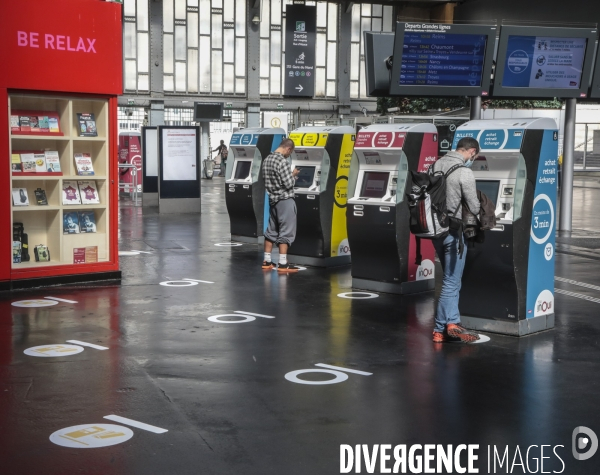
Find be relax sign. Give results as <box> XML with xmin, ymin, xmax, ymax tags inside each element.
<box><xmin>17</xmin><ymin>31</ymin><xmax>97</xmax><ymax>53</ymax></box>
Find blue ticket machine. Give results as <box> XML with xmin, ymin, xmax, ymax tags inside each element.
<box><xmin>346</xmin><ymin>123</ymin><xmax>439</xmax><ymax>294</ymax></box>
<box><xmin>454</xmin><ymin>118</ymin><xmax>559</xmax><ymax>336</ymax></box>
<box><xmin>225</xmin><ymin>128</ymin><xmax>286</xmax><ymax>243</ymax></box>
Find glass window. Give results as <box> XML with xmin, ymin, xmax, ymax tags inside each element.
<box><xmin>164</xmin><ymin>75</ymin><xmax>174</xmax><ymax>92</ymax></box>
<box><xmin>124</xmin><ymin>0</ymin><xmax>136</xmax><ymax>17</ymax></box>
<box><xmin>212</xmin><ymin>50</ymin><xmax>223</xmax><ymax>92</ymax></box>
<box><xmin>164</xmin><ymin>0</ymin><xmax>174</xmax><ymax>32</ymax></box>
<box><xmin>188</xmin><ymin>13</ymin><xmax>198</xmax><ymax>47</ymax></box>
<box><xmin>212</xmin><ymin>14</ymin><xmax>223</xmax><ymax>49</ymax></box>
<box><xmin>136</xmin><ymin>0</ymin><xmax>149</xmax><ymax>30</ymax></box>
<box><xmin>224</xmin><ymin>0</ymin><xmax>234</xmax><ymax>21</ymax></box>
<box><xmin>175</xmin><ymin>25</ymin><xmax>187</xmax><ymax>60</ymax></box>
<box><xmin>137</xmin><ymin>33</ymin><xmax>149</xmax><ymax>73</ymax></box>
<box><xmin>199</xmin><ymin>36</ymin><xmax>211</xmax><ymax>91</ymax></box>
<box><xmin>138</xmin><ymin>74</ymin><xmax>149</xmax><ymax>91</ymax></box>
<box><xmin>224</xmin><ymin>64</ymin><xmax>235</xmax><ymax>93</ymax></box>
<box><xmin>199</xmin><ymin>0</ymin><xmax>211</xmax><ymax>34</ymax></box>
<box><xmin>235</xmin><ymin>38</ymin><xmax>246</xmax><ymax>76</ymax></box>
<box><xmin>125</xmin><ymin>60</ymin><xmax>137</xmax><ymax>90</ymax></box>
<box><xmin>224</xmin><ymin>29</ymin><xmax>235</xmax><ymax>62</ymax></box>
<box><xmin>176</xmin><ymin>62</ymin><xmax>187</xmax><ymax>91</ymax></box>
<box><xmin>124</xmin><ymin>23</ymin><xmax>137</xmax><ymax>59</ymax></box>
<box><xmin>270</xmin><ymin>31</ymin><xmax>281</xmax><ymax>65</ymax></box>
<box><xmin>164</xmin><ymin>35</ymin><xmax>174</xmax><ymax>74</ymax></box>
<box><xmin>188</xmin><ymin>49</ymin><xmax>199</xmax><ymax>92</ymax></box>
<box><xmin>175</xmin><ymin>0</ymin><xmax>186</xmax><ymax>19</ymax></box>
<box><xmin>235</xmin><ymin>0</ymin><xmax>246</xmax><ymax>35</ymax></box>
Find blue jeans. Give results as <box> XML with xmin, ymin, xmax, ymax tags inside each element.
<box><xmin>432</xmin><ymin>230</ymin><xmax>467</xmax><ymax>333</ymax></box>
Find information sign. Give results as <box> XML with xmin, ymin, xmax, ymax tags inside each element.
<box><xmin>284</xmin><ymin>5</ymin><xmax>316</xmax><ymax>97</ymax></box>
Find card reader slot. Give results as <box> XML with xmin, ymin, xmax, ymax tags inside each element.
<box><xmin>354</xmin><ymin>205</ymin><xmax>364</xmax><ymax>210</ymax></box>
<box><xmin>379</xmin><ymin>206</ymin><xmax>391</xmax><ymax>212</ymax></box>
<box><xmin>243</xmin><ymin>185</ymin><xmax>250</xmax><ymax>189</ymax></box>
<box><xmin>307</xmin><ymin>195</ymin><xmax>316</xmax><ymax>200</ymax></box>
<box><xmin>354</xmin><ymin>211</ymin><xmax>364</xmax><ymax>217</ymax></box>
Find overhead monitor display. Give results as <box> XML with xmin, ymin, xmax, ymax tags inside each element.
<box><xmin>363</xmin><ymin>32</ymin><xmax>394</xmax><ymax>97</ymax></box>
<box><xmin>294</xmin><ymin>166</ymin><xmax>316</xmax><ymax>188</ymax></box>
<box><xmin>360</xmin><ymin>172</ymin><xmax>389</xmax><ymax>199</ymax></box>
<box><xmin>233</xmin><ymin>160</ymin><xmax>252</xmax><ymax>179</ymax></box>
<box><xmin>494</xmin><ymin>26</ymin><xmax>596</xmax><ymax>98</ymax></box>
<box><xmin>476</xmin><ymin>180</ymin><xmax>500</xmax><ymax>205</ymax></box>
<box><xmin>389</xmin><ymin>23</ymin><xmax>496</xmax><ymax>97</ymax></box>
<box><xmin>588</xmin><ymin>41</ymin><xmax>600</xmax><ymax>98</ymax></box>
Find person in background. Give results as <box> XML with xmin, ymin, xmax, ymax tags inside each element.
<box><xmin>262</xmin><ymin>138</ymin><xmax>300</xmax><ymax>273</ymax></box>
<box><xmin>213</xmin><ymin>140</ymin><xmax>228</xmax><ymax>177</ymax></box>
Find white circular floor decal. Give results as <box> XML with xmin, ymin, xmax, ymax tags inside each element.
<box><xmin>50</xmin><ymin>424</ymin><xmax>134</xmax><ymax>448</ymax></box>
<box><xmin>159</xmin><ymin>280</ymin><xmax>199</xmax><ymax>287</ymax></box>
<box><xmin>285</xmin><ymin>369</ymin><xmax>349</xmax><ymax>385</ymax></box>
<box><xmin>295</xmin><ymin>266</ymin><xmax>307</xmax><ymax>271</ymax></box>
<box><xmin>24</xmin><ymin>344</ymin><xmax>84</xmax><ymax>357</ymax></box>
<box><xmin>12</xmin><ymin>299</ymin><xmax>59</xmax><ymax>308</ymax></box>
<box><xmin>118</xmin><ymin>251</ymin><xmax>140</xmax><ymax>256</ymax></box>
<box><xmin>337</xmin><ymin>292</ymin><xmax>379</xmax><ymax>299</ymax></box>
<box><xmin>214</xmin><ymin>243</ymin><xmax>243</xmax><ymax>247</ymax></box>
<box><xmin>208</xmin><ymin>314</ymin><xmax>257</xmax><ymax>323</ymax></box>
<box><xmin>448</xmin><ymin>334</ymin><xmax>491</xmax><ymax>344</ymax></box>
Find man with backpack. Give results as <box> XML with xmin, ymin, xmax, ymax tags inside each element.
<box><xmin>430</xmin><ymin>137</ymin><xmax>482</xmax><ymax>343</ymax></box>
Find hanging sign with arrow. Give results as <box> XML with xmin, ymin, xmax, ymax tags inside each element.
<box><xmin>284</xmin><ymin>5</ymin><xmax>316</xmax><ymax>97</ymax></box>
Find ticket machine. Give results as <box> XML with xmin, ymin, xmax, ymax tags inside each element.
<box><xmin>454</xmin><ymin>118</ymin><xmax>558</xmax><ymax>336</ymax></box>
<box><xmin>225</xmin><ymin>127</ymin><xmax>286</xmax><ymax>243</ymax></box>
<box><xmin>287</xmin><ymin>126</ymin><xmax>355</xmax><ymax>266</ymax></box>
<box><xmin>346</xmin><ymin>123</ymin><xmax>438</xmax><ymax>294</ymax></box>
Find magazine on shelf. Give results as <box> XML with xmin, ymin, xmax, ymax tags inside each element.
<box><xmin>73</xmin><ymin>247</ymin><xmax>86</xmax><ymax>264</ymax></box>
<box><xmin>11</xmin><ymin>154</ymin><xmax>21</xmax><ymax>172</ymax></box>
<box><xmin>12</xmin><ymin>188</ymin><xmax>29</xmax><ymax>206</ymax></box>
<box><xmin>44</xmin><ymin>151</ymin><xmax>61</xmax><ymax>172</ymax></box>
<box><xmin>78</xmin><ymin>180</ymin><xmax>100</xmax><ymax>204</ymax></box>
<box><xmin>20</xmin><ymin>153</ymin><xmax>36</xmax><ymax>173</ymax></box>
<box><xmin>10</xmin><ymin>115</ymin><xmax>20</xmax><ymax>132</ymax></box>
<box><xmin>19</xmin><ymin>116</ymin><xmax>31</xmax><ymax>132</ymax></box>
<box><xmin>74</xmin><ymin>153</ymin><xmax>95</xmax><ymax>175</ymax></box>
<box><xmin>34</xmin><ymin>153</ymin><xmax>46</xmax><ymax>173</ymax></box>
<box><xmin>29</xmin><ymin>116</ymin><xmax>40</xmax><ymax>133</ymax></box>
<box><xmin>78</xmin><ymin>211</ymin><xmax>97</xmax><ymax>233</ymax></box>
<box><xmin>38</xmin><ymin>116</ymin><xmax>50</xmax><ymax>133</ymax></box>
<box><xmin>63</xmin><ymin>212</ymin><xmax>81</xmax><ymax>234</ymax></box>
<box><xmin>85</xmin><ymin>246</ymin><xmax>98</xmax><ymax>263</ymax></box>
<box><xmin>13</xmin><ymin>241</ymin><xmax>22</xmax><ymax>263</ymax></box>
<box><xmin>48</xmin><ymin>116</ymin><xmax>60</xmax><ymax>133</ymax></box>
<box><xmin>77</xmin><ymin>113</ymin><xmax>98</xmax><ymax>137</ymax></box>
<box><xmin>62</xmin><ymin>180</ymin><xmax>82</xmax><ymax>205</ymax></box>
<box><xmin>34</xmin><ymin>244</ymin><xmax>50</xmax><ymax>262</ymax></box>
<box><xmin>34</xmin><ymin>188</ymin><xmax>48</xmax><ymax>205</ymax></box>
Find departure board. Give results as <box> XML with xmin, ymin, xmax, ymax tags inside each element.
<box><xmin>399</xmin><ymin>33</ymin><xmax>487</xmax><ymax>87</ymax></box>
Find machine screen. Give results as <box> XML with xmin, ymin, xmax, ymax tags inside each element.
<box><xmin>294</xmin><ymin>166</ymin><xmax>316</xmax><ymax>188</ymax></box>
<box><xmin>476</xmin><ymin>180</ymin><xmax>500</xmax><ymax>204</ymax></box>
<box><xmin>360</xmin><ymin>172</ymin><xmax>389</xmax><ymax>198</ymax></box>
<box><xmin>234</xmin><ymin>161</ymin><xmax>252</xmax><ymax>179</ymax></box>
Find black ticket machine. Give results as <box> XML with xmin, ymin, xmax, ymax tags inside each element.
<box><xmin>287</xmin><ymin>126</ymin><xmax>356</xmax><ymax>267</ymax></box>
<box><xmin>455</xmin><ymin>118</ymin><xmax>559</xmax><ymax>336</ymax></box>
<box><xmin>346</xmin><ymin>123</ymin><xmax>439</xmax><ymax>294</ymax></box>
<box><xmin>225</xmin><ymin>127</ymin><xmax>286</xmax><ymax>243</ymax></box>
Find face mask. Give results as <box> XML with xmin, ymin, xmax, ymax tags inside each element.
<box><xmin>465</xmin><ymin>159</ymin><xmax>474</xmax><ymax>168</ymax></box>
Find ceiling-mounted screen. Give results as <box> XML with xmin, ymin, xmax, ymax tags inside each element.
<box><xmin>588</xmin><ymin>41</ymin><xmax>600</xmax><ymax>98</ymax></box>
<box><xmin>388</xmin><ymin>22</ymin><xmax>496</xmax><ymax>97</ymax></box>
<box><xmin>364</xmin><ymin>32</ymin><xmax>395</xmax><ymax>97</ymax></box>
<box><xmin>494</xmin><ymin>26</ymin><xmax>596</xmax><ymax>98</ymax></box>
<box><xmin>194</xmin><ymin>102</ymin><xmax>223</xmax><ymax>122</ymax></box>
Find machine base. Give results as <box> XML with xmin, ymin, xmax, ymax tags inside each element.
<box><xmin>288</xmin><ymin>255</ymin><xmax>351</xmax><ymax>268</ymax></box>
<box><xmin>142</xmin><ymin>192</ymin><xmax>158</xmax><ymax>207</ymax></box>
<box><xmin>461</xmin><ymin>313</ymin><xmax>555</xmax><ymax>336</ymax></box>
<box><xmin>159</xmin><ymin>198</ymin><xmax>201</xmax><ymax>214</ymax></box>
<box><xmin>231</xmin><ymin>235</ymin><xmax>264</xmax><ymax>244</ymax></box>
<box><xmin>352</xmin><ymin>277</ymin><xmax>435</xmax><ymax>295</ymax></box>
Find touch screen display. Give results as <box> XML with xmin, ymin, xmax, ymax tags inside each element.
<box><xmin>234</xmin><ymin>161</ymin><xmax>252</xmax><ymax>179</ymax></box>
<box><xmin>294</xmin><ymin>166</ymin><xmax>316</xmax><ymax>188</ymax></box>
<box><xmin>360</xmin><ymin>172</ymin><xmax>389</xmax><ymax>199</ymax></box>
<box><xmin>476</xmin><ymin>180</ymin><xmax>500</xmax><ymax>204</ymax></box>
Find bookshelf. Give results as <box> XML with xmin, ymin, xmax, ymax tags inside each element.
<box><xmin>9</xmin><ymin>93</ymin><xmax>110</xmax><ymax>268</ymax></box>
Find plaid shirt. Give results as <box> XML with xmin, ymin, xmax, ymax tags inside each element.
<box><xmin>262</xmin><ymin>152</ymin><xmax>295</xmax><ymax>204</ymax></box>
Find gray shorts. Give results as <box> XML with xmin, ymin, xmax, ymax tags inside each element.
<box><xmin>264</xmin><ymin>198</ymin><xmax>297</xmax><ymax>246</ymax></box>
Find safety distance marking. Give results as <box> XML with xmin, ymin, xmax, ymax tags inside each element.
<box><xmin>448</xmin><ymin>334</ymin><xmax>491</xmax><ymax>344</ymax></box>
<box><xmin>66</xmin><ymin>340</ymin><xmax>109</xmax><ymax>350</ymax></box>
<box><xmin>555</xmin><ymin>288</ymin><xmax>600</xmax><ymax>305</ymax></box>
<box><xmin>25</xmin><ymin>340</ymin><xmax>108</xmax><ymax>357</ymax></box>
<box><xmin>337</xmin><ymin>292</ymin><xmax>379</xmax><ymax>300</ymax></box>
<box><xmin>214</xmin><ymin>242</ymin><xmax>243</xmax><ymax>247</ymax></box>
<box><xmin>118</xmin><ymin>251</ymin><xmax>141</xmax><ymax>256</ymax></box>
<box><xmin>285</xmin><ymin>363</ymin><xmax>373</xmax><ymax>385</ymax></box>
<box><xmin>208</xmin><ymin>310</ymin><xmax>276</xmax><ymax>324</ymax></box>
<box><xmin>12</xmin><ymin>296</ymin><xmax>79</xmax><ymax>308</ymax></box>
<box><xmin>159</xmin><ymin>277</ymin><xmax>214</xmax><ymax>287</ymax></box>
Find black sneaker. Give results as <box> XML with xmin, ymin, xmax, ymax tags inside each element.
<box><xmin>277</xmin><ymin>263</ymin><xmax>299</xmax><ymax>273</ymax></box>
<box><xmin>261</xmin><ymin>261</ymin><xmax>276</xmax><ymax>270</ymax></box>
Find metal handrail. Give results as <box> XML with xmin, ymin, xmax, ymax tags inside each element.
<box><xmin>118</xmin><ymin>163</ymin><xmax>139</xmax><ymax>204</ymax></box>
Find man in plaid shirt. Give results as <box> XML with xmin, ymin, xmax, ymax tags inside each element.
<box><xmin>262</xmin><ymin>138</ymin><xmax>301</xmax><ymax>273</ymax></box>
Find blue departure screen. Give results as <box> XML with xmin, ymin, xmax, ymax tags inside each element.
<box><xmin>399</xmin><ymin>33</ymin><xmax>487</xmax><ymax>87</ymax></box>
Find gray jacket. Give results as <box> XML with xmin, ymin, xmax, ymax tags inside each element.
<box><xmin>431</xmin><ymin>151</ymin><xmax>480</xmax><ymax>219</ymax></box>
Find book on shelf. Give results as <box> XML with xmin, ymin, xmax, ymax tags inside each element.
<box><xmin>62</xmin><ymin>180</ymin><xmax>82</xmax><ymax>205</ymax></box>
<box><xmin>77</xmin><ymin>113</ymin><xmax>98</xmax><ymax>137</ymax></box>
<box><xmin>63</xmin><ymin>212</ymin><xmax>81</xmax><ymax>234</ymax></box>
<box><xmin>34</xmin><ymin>153</ymin><xmax>46</xmax><ymax>173</ymax></box>
<box><xmin>19</xmin><ymin>116</ymin><xmax>31</xmax><ymax>132</ymax></box>
<box><xmin>20</xmin><ymin>153</ymin><xmax>36</xmax><ymax>173</ymax></box>
<box><xmin>34</xmin><ymin>188</ymin><xmax>48</xmax><ymax>205</ymax></box>
<box><xmin>38</xmin><ymin>116</ymin><xmax>50</xmax><ymax>133</ymax></box>
<box><xmin>29</xmin><ymin>116</ymin><xmax>40</xmax><ymax>133</ymax></box>
<box><xmin>13</xmin><ymin>241</ymin><xmax>22</xmax><ymax>263</ymax></box>
<box><xmin>74</xmin><ymin>153</ymin><xmax>95</xmax><ymax>175</ymax></box>
<box><xmin>44</xmin><ymin>151</ymin><xmax>61</xmax><ymax>172</ymax></box>
<box><xmin>73</xmin><ymin>246</ymin><xmax>98</xmax><ymax>264</ymax></box>
<box><xmin>48</xmin><ymin>116</ymin><xmax>60</xmax><ymax>133</ymax></box>
<box><xmin>78</xmin><ymin>211</ymin><xmax>97</xmax><ymax>233</ymax></box>
<box><xmin>10</xmin><ymin>115</ymin><xmax>20</xmax><ymax>132</ymax></box>
<box><xmin>12</xmin><ymin>188</ymin><xmax>29</xmax><ymax>206</ymax></box>
<box><xmin>78</xmin><ymin>180</ymin><xmax>100</xmax><ymax>204</ymax></box>
<box><xmin>34</xmin><ymin>244</ymin><xmax>50</xmax><ymax>262</ymax></box>
<box><xmin>11</xmin><ymin>154</ymin><xmax>22</xmax><ymax>172</ymax></box>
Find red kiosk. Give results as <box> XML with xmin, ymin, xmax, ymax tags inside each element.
<box><xmin>0</xmin><ymin>0</ymin><xmax>123</xmax><ymax>289</ymax></box>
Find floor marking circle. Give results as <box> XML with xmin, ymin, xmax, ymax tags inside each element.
<box><xmin>337</xmin><ymin>292</ymin><xmax>379</xmax><ymax>299</ymax></box>
<box><xmin>295</xmin><ymin>266</ymin><xmax>307</xmax><ymax>271</ymax></box>
<box><xmin>12</xmin><ymin>299</ymin><xmax>59</xmax><ymax>308</ymax></box>
<box><xmin>448</xmin><ymin>334</ymin><xmax>491</xmax><ymax>344</ymax></box>
<box><xmin>285</xmin><ymin>369</ymin><xmax>349</xmax><ymax>385</ymax></box>
<box><xmin>208</xmin><ymin>314</ymin><xmax>257</xmax><ymax>323</ymax></box>
<box><xmin>24</xmin><ymin>344</ymin><xmax>84</xmax><ymax>357</ymax></box>
<box><xmin>159</xmin><ymin>280</ymin><xmax>199</xmax><ymax>287</ymax></box>
<box><xmin>214</xmin><ymin>242</ymin><xmax>243</xmax><ymax>247</ymax></box>
<box><xmin>50</xmin><ymin>423</ymin><xmax>134</xmax><ymax>448</ymax></box>
<box><xmin>119</xmin><ymin>251</ymin><xmax>141</xmax><ymax>256</ymax></box>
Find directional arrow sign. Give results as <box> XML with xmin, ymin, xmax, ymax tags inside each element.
<box><xmin>295</xmin><ymin>85</ymin><xmax>304</xmax><ymax>92</ymax></box>
<box><xmin>283</xmin><ymin>5</ymin><xmax>316</xmax><ymax>97</ymax></box>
